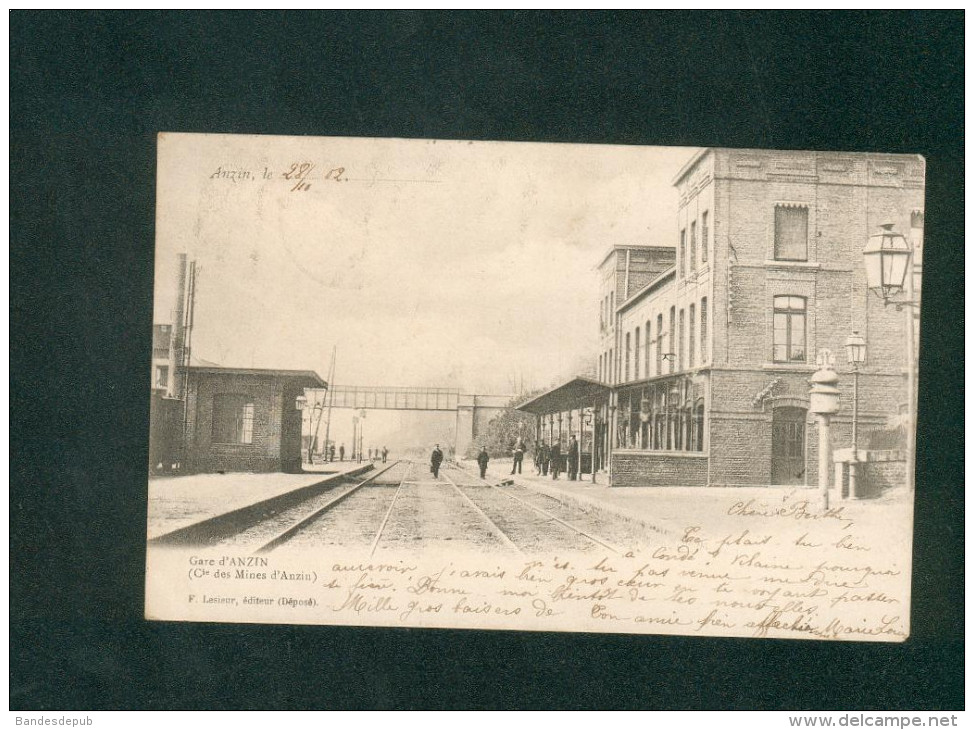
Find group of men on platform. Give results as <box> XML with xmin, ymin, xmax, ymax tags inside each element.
<box><xmin>529</xmin><ymin>436</ymin><xmax>579</xmax><ymax>481</ymax></box>
<box><xmin>444</xmin><ymin>436</ymin><xmax>582</xmax><ymax>482</ymax></box>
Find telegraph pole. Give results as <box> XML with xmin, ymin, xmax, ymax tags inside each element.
<box><xmin>321</xmin><ymin>346</ymin><xmax>337</xmax><ymax>461</ymax></box>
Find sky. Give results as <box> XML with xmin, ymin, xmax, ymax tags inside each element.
<box><xmin>154</xmin><ymin>134</ymin><xmax>697</xmax><ymax>398</ymax></box>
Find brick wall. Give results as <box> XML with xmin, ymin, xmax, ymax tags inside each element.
<box><xmin>611</xmin><ymin>450</ymin><xmax>708</xmax><ymax>487</ymax></box>
<box><xmin>185</xmin><ymin>372</ymin><xmax>300</xmax><ymax>473</ymax></box>
<box><xmin>606</xmin><ymin>149</ymin><xmax>923</xmax><ymax>490</ymax></box>
<box><xmin>860</xmin><ymin>453</ymin><xmax>907</xmax><ymax>497</ymax></box>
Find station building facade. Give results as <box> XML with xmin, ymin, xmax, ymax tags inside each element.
<box><xmin>598</xmin><ymin>147</ymin><xmax>924</xmax><ymax>488</ymax></box>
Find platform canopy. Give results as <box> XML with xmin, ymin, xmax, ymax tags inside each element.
<box><xmin>515</xmin><ymin>376</ymin><xmax>611</xmax><ymax>416</ymax></box>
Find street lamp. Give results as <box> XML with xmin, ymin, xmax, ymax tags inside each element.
<box><xmin>862</xmin><ymin>222</ymin><xmax>918</xmax><ymax>493</ymax></box>
<box><xmin>863</xmin><ymin>223</ymin><xmax>912</xmax><ymax>301</ymax></box>
<box><xmin>845</xmin><ymin>331</ymin><xmax>866</xmax><ymax>499</ymax></box>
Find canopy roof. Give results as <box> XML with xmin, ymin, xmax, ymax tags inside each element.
<box><xmin>187</xmin><ymin>365</ymin><xmax>326</xmax><ymax>388</ymax></box>
<box><xmin>515</xmin><ymin>376</ymin><xmax>610</xmax><ymax>415</ymax></box>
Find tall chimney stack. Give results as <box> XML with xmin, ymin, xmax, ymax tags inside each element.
<box><xmin>169</xmin><ymin>253</ymin><xmax>188</xmax><ymax>399</ymax></box>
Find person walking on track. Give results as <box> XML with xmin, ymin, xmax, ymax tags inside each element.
<box><xmin>477</xmin><ymin>446</ymin><xmax>490</xmax><ymax>479</ymax></box>
<box><xmin>430</xmin><ymin>444</ymin><xmax>444</xmax><ymax>479</ymax></box>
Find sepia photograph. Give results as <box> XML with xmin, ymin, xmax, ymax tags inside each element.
<box><xmin>145</xmin><ymin>133</ymin><xmax>923</xmax><ymax>641</ymax></box>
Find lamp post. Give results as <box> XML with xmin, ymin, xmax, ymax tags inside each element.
<box><xmin>295</xmin><ymin>394</ymin><xmax>309</xmax><ymax>464</ymax></box>
<box><xmin>809</xmin><ymin>350</ymin><xmax>840</xmax><ymax>510</ymax></box>
<box><xmin>358</xmin><ymin>409</ymin><xmax>367</xmax><ymax>463</ymax></box>
<box><xmin>863</xmin><ymin>222</ymin><xmax>918</xmax><ymax>492</ymax></box>
<box><xmin>844</xmin><ymin>331</ymin><xmax>866</xmax><ymax>498</ymax></box>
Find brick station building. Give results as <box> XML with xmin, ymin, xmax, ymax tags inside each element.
<box><xmin>182</xmin><ymin>366</ymin><xmax>326</xmax><ymax>474</ymax></box>
<box><xmin>595</xmin><ymin>147</ymin><xmax>924</xmax><ymax>489</ymax></box>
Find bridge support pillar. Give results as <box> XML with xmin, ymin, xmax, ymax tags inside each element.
<box><xmin>455</xmin><ymin>402</ymin><xmax>475</xmax><ymax>459</ymax></box>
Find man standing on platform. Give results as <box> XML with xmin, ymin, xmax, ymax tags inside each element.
<box><xmin>430</xmin><ymin>444</ymin><xmax>444</xmax><ymax>479</ymax></box>
<box><xmin>339</xmin><ymin>443</ymin><xmax>345</xmax><ymax>462</ymax></box>
<box><xmin>510</xmin><ymin>437</ymin><xmax>526</xmax><ymax>475</ymax></box>
<box><xmin>477</xmin><ymin>445</ymin><xmax>490</xmax><ymax>479</ymax></box>
<box><xmin>549</xmin><ymin>440</ymin><xmax>562</xmax><ymax>480</ymax></box>
<box><xmin>567</xmin><ymin>435</ymin><xmax>579</xmax><ymax>481</ymax></box>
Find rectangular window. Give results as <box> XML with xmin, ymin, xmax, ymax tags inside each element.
<box><xmin>773</xmin><ymin>296</ymin><xmax>807</xmax><ymax>363</ymax></box>
<box><xmin>700</xmin><ymin>297</ymin><xmax>708</xmax><ymax>363</ymax></box>
<box><xmin>701</xmin><ymin>211</ymin><xmax>709</xmax><ymax>263</ymax></box>
<box><xmin>213</xmin><ymin>394</ymin><xmax>255</xmax><ymax>444</ymax></box>
<box><xmin>679</xmin><ymin>229</ymin><xmax>686</xmax><ymax>278</ymax></box>
<box><xmin>689</xmin><ymin>304</ymin><xmax>696</xmax><ymax>368</ymax></box>
<box><xmin>774</xmin><ymin>205</ymin><xmax>809</xmax><ymax>261</ymax></box>
<box><xmin>154</xmin><ymin>365</ymin><xmax>169</xmax><ymax>388</ymax></box>
<box><xmin>678</xmin><ymin>309</ymin><xmax>685</xmax><ymax>371</ymax></box>
<box><xmin>690</xmin><ymin>221</ymin><xmax>697</xmax><ymax>272</ymax></box>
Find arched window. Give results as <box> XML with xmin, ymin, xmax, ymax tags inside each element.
<box><xmin>624</xmin><ymin>332</ymin><xmax>631</xmax><ymax>382</ymax></box>
<box><xmin>701</xmin><ymin>211</ymin><xmax>709</xmax><ymax>264</ymax></box>
<box><xmin>645</xmin><ymin>319</ymin><xmax>652</xmax><ymax>378</ymax></box>
<box><xmin>700</xmin><ymin>297</ymin><xmax>708</xmax><ymax>364</ymax></box>
<box><xmin>693</xmin><ymin>399</ymin><xmax>705</xmax><ymax>452</ymax></box>
<box><xmin>634</xmin><ymin>326</ymin><xmax>641</xmax><ymax>380</ymax></box>
<box><xmin>678</xmin><ymin>309</ymin><xmax>686</xmax><ymax>371</ymax></box>
<box><xmin>656</xmin><ymin>314</ymin><xmax>664</xmax><ymax>376</ymax></box>
<box><xmin>668</xmin><ymin>307</ymin><xmax>676</xmax><ymax>374</ymax></box>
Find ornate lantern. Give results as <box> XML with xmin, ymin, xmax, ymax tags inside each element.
<box><xmin>844</xmin><ymin>331</ymin><xmax>866</xmax><ymax>368</ymax></box>
<box><xmin>863</xmin><ymin>223</ymin><xmax>912</xmax><ymax>301</ymax></box>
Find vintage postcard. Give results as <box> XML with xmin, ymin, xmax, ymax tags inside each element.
<box><xmin>145</xmin><ymin>133</ymin><xmax>923</xmax><ymax>641</ymax></box>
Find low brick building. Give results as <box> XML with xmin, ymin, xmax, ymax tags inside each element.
<box><xmin>596</xmin><ymin>147</ymin><xmax>923</xmax><ymax>489</ymax></box>
<box><xmin>183</xmin><ymin>366</ymin><xmax>326</xmax><ymax>474</ymax></box>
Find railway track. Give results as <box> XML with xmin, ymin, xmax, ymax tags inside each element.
<box><xmin>441</xmin><ymin>463</ymin><xmax>625</xmax><ymax>554</ymax></box>
<box><xmin>256</xmin><ymin>460</ymin><xmax>410</xmax><ymax>553</ymax></box>
<box><xmin>157</xmin><ymin>458</ymin><xmax>636</xmax><ymax>555</ymax></box>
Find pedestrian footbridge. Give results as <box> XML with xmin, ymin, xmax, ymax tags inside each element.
<box><xmin>310</xmin><ymin>385</ymin><xmax>513</xmax><ymax>455</ymax></box>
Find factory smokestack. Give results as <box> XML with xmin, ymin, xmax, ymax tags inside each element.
<box><xmin>169</xmin><ymin>254</ymin><xmax>188</xmax><ymax>399</ymax></box>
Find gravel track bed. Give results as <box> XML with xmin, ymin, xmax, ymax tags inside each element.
<box><xmin>374</xmin><ymin>480</ymin><xmax>509</xmax><ymax>554</ymax></box>
<box><xmin>499</xmin><ymin>482</ymin><xmax>651</xmax><ymax>550</ymax></box>
<box><xmin>209</xmin><ymin>480</ymin><xmax>360</xmax><ymax>551</ymax></box>
<box><xmin>442</xmin><ymin>465</ymin><xmax>595</xmax><ymax>553</ymax></box>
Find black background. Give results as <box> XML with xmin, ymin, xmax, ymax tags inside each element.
<box><xmin>10</xmin><ymin>11</ymin><xmax>964</xmax><ymax>710</ymax></box>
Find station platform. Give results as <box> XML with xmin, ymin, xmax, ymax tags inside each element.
<box><xmin>455</xmin><ymin>458</ymin><xmax>912</xmax><ymax>538</ymax></box>
<box><xmin>146</xmin><ymin>461</ymin><xmax>374</xmax><ymax>540</ymax></box>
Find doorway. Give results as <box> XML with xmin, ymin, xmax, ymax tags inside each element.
<box><xmin>771</xmin><ymin>406</ymin><xmax>806</xmax><ymax>485</ymax></box>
